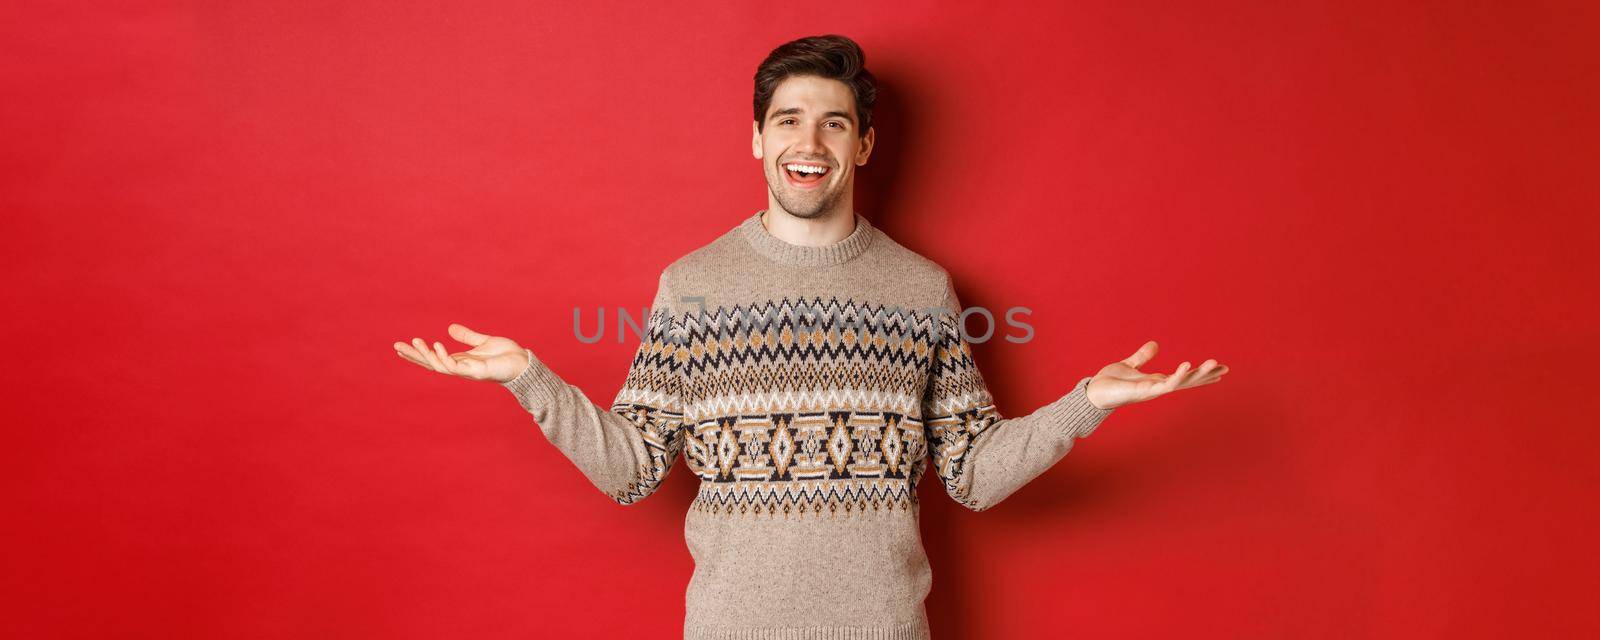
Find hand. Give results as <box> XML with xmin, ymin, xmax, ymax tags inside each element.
<box><xmin>393</xmin><ymin>323</ymin><xmax>531</xmax><ymax>383</ymax></box>
<box><xmin>1084</xmin><ymin>340</ymin><xmax>1228</xmax><ymax>410</ymax></box>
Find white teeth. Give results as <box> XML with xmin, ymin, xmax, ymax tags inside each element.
<box><xmin>785</xmin><ymin>164</ymin><xmax>827</xmax><ymax>174</ymax></box>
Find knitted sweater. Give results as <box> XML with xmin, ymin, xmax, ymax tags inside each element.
<box><xmin>501</xmin><ymin>210</ymin><xmax>1115</xmax><ymax>639</ymax></box>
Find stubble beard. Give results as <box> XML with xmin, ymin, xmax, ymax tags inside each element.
<box><xmin>767</xmin><ymin>163</ymin><xmax>844</xmax><ymax>220</ymax></box>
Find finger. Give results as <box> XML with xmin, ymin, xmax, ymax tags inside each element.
<box><xmin>449</xmin><ymin>323</ymin><xmax>492</xmax><ymax>347</ymax></box>
<box><xmin>422</xmin><ymin>340</ymin><xmax>452</xmax><ymax>374</ymax></box>
<box><xmin>394</xmin><ymin>343</ymin><xmax>432</xmax><ymax>369</ymax></box>
<box><xmin>1122</xmin><ymin>340</ymin><xmax>1159</xmax><ymax>369</ymax></box>
<box><xmin>407</xmin><ymin>338</ymin><xmax>437</xmax><ymax>371</ymax></box>
<box><xmin>413</xmin><ymin>338</ymin><xmax>446</xmax><ymax>372</ymax></box>
<box><xmin>1185</xmin><ymin>360</ymin><xmax>1223</xmax><ymax>385</ymax></box>
<box><xmin>1192</xmin><ymin>363</ymin><xmax>1229</xmax><ymax>386</ymax></box>
<box><xmin>432</xmin><ymin>341</ymin><xmax>458</xmax><ymax>375</ymax></box>
<box><xmin>394</xmin><ymin>341</ymin><xmax>428</xmax><ymax>364</ymax></box>
<box><xmin>1163</xmin><ymin>361</ymin><xmax>1192</xmax><ymax>392</ymax></box>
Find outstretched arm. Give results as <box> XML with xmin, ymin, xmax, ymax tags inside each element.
<box><xmin>921</xmin><ymin>275</ymin><xmax>1228</xmax><ymax>512</ymax></box>
<box><xmin>394</xmin><ymin>273</ymin><xmax>690</xmax><ymax>506</ymax></box>
<box><xmin>921</xmin><ymin>277</ymin><xmax>1112</xmax><ymax>511</ymax></box>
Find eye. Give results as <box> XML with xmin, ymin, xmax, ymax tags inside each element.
<box><xmin>779</xmin><ymin>118</ymin><xmax>797</xmax><ymax>125</ymax></box>
<box><xmin>825</xmin><ymin>121</ymin><xmax>844</xmax><ymax>129</ymax></box>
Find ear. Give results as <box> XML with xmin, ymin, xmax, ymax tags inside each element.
<box><xmin>855</xmin><ymin>126</ymin><xmax>876</xmax><ymax>166</ymax></box>
<box><xmin>751</xmin><ymin>120</ymin><xmax>764</xmax><ymax>160</ymax></box>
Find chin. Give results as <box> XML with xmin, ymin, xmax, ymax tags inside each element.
<box><xmin>775</xmin><ymin>196</ymin><xmax>833</xmax><ymax>219</ymax></box>
<box><xmin>784</xmin><ymin>206</ymin><xmax>829</xmax><ymax>219</ymax></box>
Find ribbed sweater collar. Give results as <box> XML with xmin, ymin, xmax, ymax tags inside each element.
<box><xmin>738</xmin><ymin>209</ymin><xmax>877</xmax><ymax>267</ymax></box>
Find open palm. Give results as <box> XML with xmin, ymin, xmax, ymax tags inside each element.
<box><xmin>393</xmin><ymin>323</ymin><xmax>530</xmax><ymax>383</ymax></box>
<box><xmin>1085</xmin><ymin>340</ymin><xmax>1229</xmax><ymax>410</ymax></box>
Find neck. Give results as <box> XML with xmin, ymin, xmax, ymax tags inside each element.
<box><xmin>760</xmin><ymin>204</ymin><xmax>858</xmax><ymax>247</ymax></box>
<box><xmin>739</xmin><ymin>209</ymin><xmax>876</xmax><ymax>267</ymax></box>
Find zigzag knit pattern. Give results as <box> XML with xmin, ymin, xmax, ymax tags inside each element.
<box><xmin>604</xmin><ymin>296</ymin><xmax>1001</xmax><ymax>513</ymax></box>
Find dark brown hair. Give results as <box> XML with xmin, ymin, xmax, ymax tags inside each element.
<box><xmin>753</xmin><ymin>34</ymin><xmax>877</xmax><ymax>138</ymax></box>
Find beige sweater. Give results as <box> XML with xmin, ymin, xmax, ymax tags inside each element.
<box><xmin>502</xmin><ymin>210</ymin><xmax>1115</xmax><ymax>639</ymax></box>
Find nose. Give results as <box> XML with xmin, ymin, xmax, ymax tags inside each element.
<box><xmin>794</xmin><ymin>125</ymin><xmax>824</xmax><ymax>156</ymax></box>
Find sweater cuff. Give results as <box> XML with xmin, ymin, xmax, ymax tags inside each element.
<box><xmin>1040</xmin><ymin>376</ymin><xmax>1116</xmax><ymax>439</ymax></box>
<box><xmin>500</xmin><ymin>348</ymin><xmax>565</xmax><ymax>414</ymax></box>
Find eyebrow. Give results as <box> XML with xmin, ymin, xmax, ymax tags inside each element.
<box><xmin>769</xmin><ymin>107</ymin><xmax>855</xmax><ymax>125</ymax></box>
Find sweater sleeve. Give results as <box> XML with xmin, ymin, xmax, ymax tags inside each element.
<box><xmin>921</xmin><ymin>274</ymin><xmax>1114</xmax><ymax>512</ymax></box>
<box><xmin>500</xmin><ymin>272</ymin><xmax>690</xmax><ymax>506</ymax></box>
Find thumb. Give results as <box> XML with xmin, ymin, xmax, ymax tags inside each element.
<box><xmin>1123</xmin><ymin>340</ymin><xmax>1158</xmax><ymax>369</ymax></box>
<box><xmin>449</xmin><ymin>323</ymin><xmax>491</xmax><ymax>347</ymax></box>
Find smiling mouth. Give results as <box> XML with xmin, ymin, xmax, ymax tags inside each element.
<box><xmin>782</xmin><ymin>162</ymin><xmax>831</xmax><ymax>188</ymax></box>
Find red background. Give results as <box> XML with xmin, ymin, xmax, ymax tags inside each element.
<box><xmin>5</xmin><ymin>2</ymin><xmax>1597</xmax><ymax>638</ymax></box>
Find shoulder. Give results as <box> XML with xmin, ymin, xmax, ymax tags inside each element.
<box><xmin>658</xmin><ymin>225</ymin><xmax>741</xmax><ymax>286</ymax></box>
<box><xmin>647</xmin><ymin>222</ymin><xmax>749</xmax><ymax>311</ymax></box>
<box><xmin>866</xmin><ymin>227</ymin><xmax>955</xmax><ymax>307</ymax></box>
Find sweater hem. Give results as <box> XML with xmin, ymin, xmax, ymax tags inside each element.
<box><xmin>684</xmin><ymin>618</ymin><xmax>930</xmax><ymax>640</ymax></box>
<box><xmin>1043</xmin><ymin>376</ymin><xmax>1116</xmax><ymax>439</ymax></box>
<box><xmin>499</xmin><ymin>347</ymin><xmax>564</xmax><ymax>413</ymax></box>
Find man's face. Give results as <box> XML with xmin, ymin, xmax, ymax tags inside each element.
<box><xmin>752</xmin><ymin>75</ymin><xmax>875</xmax><ymax>219</ymax></box>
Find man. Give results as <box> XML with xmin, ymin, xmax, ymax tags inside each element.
<box><xmin>394</xmin><ymin>34</ymin><xmax>1226</xmax><ymax>640</ymax></box>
